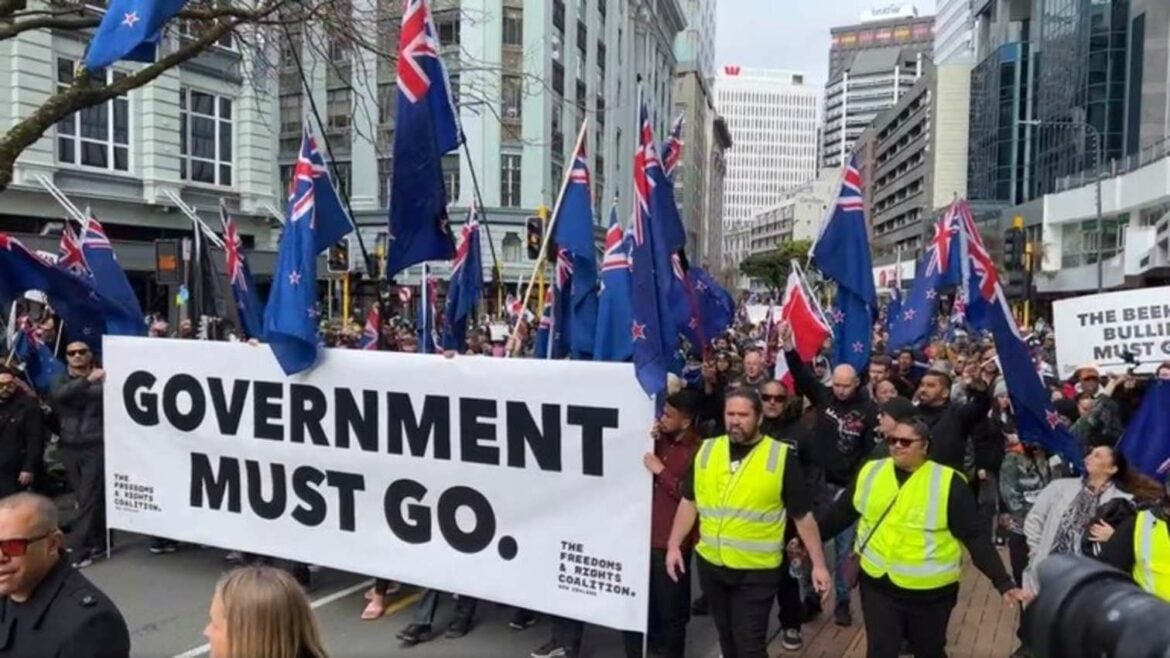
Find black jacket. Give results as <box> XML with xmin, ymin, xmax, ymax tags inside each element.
<box><xmin>0</xmin><ymin>559</ymin><xmax>130</xmax><ymax>657</ymax></box>
<box><xmin>916</xmin><ymin>385</ymin><xmax>992</xmax><ymax>473</ymax></box>
<box><xmin>785</xmin><ymin>349</ymin><xmax>879</xmax><ymax>488</ymax></box>
<box><xmin>0</xmin><ymin>391</ymin><xmax>43</xmax><ymax>481</ymax></box>
<box><xmin>49</xmin><ymin>372</ymin><xmax>103</xmax><ymax>449</ymax></box>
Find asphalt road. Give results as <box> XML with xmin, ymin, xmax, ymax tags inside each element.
<box><xmin>83</xmin><ymin>531</ymin><xmax>726</xmax><ymax>658</ymax></box>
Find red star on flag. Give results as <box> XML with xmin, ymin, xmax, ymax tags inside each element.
<box><xmin>1045</xmin><ymin>409</ymin><xmax>1062</xmax><ymax>429</ymax></box>
<box><xmin>631</xmin><ymin>321</ymin><xmax>647</xmax><ymax>341</ymax></box>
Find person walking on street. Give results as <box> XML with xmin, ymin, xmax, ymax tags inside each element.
<box><xmin>0</xmin><ymin>492</ymin><xmax>130</xmax><ymax>657</ymax></box>
<box><xmin>0</xmin><ymin>366</ymin><xmax>42</xmax><ymax>499</ymax></box>
<box><xmin>48</xmin><ymin>342</ymin><xmax>107</xmax><ymax>568</ymax></box>
<box><xmin>816</xmin><ymin>418</ymin><xmax>1031</xmax><ymax>658</ymax></box>
<box><xmin>665</xmin><ymin>387</ymin><xmax>830</xmax><ymax>658</ymax></box>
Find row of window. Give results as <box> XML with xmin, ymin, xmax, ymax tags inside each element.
<box><xmin>55</xmin><ymin>58</ymin><xmax>234</xmax><ymax>187</ymax></box>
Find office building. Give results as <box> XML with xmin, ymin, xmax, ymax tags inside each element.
<box><xmin>746</xmin><ymin>172</ymin><xmax>836</xmax><ymax>256</ymax></box>
<box><xmin>704</xmin><ymin>113</ymin><xmax>733</xmax><ymax>273</ymax></box>
<box><xmin>0</xmin><ymin>19</ymin><xmax>281</xmax><ymax>316</ymax></box>
<box><xmin>855</xmin><ymin>60</ymin><xmax>972</xmax><ymax>266</ymax></box>
<box><xmin>933</xmin><ymin>0</ymin><xmax>975</xmax><ymax>64</ymax></box>
<box><xmin>715</xmin><ymin>67</ymin><xmax>820</xmax><ymax>240</ymax></box>
<box><xmin>822</xmin><ymin>10</ymin><xmax>934</xmax><ymax>170</ymax></box>
<box><xmin>671</xmin><ymin>0</ymin><xmax>719</xmax><ymax>265</ymax></box>
<box><xmin>277</xmin><ymin>0</ymin><xmax>686</xmax><ymax>285</ymax></box>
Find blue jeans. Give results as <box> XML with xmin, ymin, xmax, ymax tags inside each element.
<box><xmin>832</xmin><ymin>522</ymin><xmax>856</xmax><ymax>606</ymax></box>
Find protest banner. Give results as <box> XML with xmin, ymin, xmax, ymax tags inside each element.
<box><xmin>103</xmin><ymin>337</ymin><xmax>655</xmax><ymax>632</ymax></box>
<box><xmin>745</xmin><ymin>304</ymin><xmax>777</xmax><ymax>325</ymax></box>
<box><xmin>1052</xmin><ymin>286</ymin><xmax>1170</xmax><ymax>377</ymax></box>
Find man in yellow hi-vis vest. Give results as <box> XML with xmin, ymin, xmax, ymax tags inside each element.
<box><xmin>1100</xmin><ymin>487</ymin><xmax>1170</xmax><ymax>601</ymax></box>
<box><xmin>665</xmin><ymin>388</ymin><xmax>830</xmax><ymax>658</ymax></box>
<box><xmin>814</xmin><ymin>417</ymin><xmax>1032</xmax><ymax>658</ymax></box>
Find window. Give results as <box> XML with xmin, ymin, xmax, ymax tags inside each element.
<box><xmin>443</xmin><ymin>154</ymin><xmax>461</xmax><ymax>203</ymax></box>
<box><xmin>448</xmin><ymin>73</ymin><xmax>461</xmax><ymax>104</ymax></box>
<box><xmin>377</xmin><ymin>83</ymin><xmax>395</xmax><ymax>124</ymax></box>
<box><xmin>598</xmin><ymin>0</ymin><xmax>606</xmax><ymax>20</ymax></box>
<box><xmin>597</xmin><ymin>42</ymin><xmax>606</xmax><ymax>75</ymax></box>
<box><xmin>180</xmin><ymin>15</ymin><xmax>233</xmax><ymax>49</ymax></box>
<box><xmin>326</xmin><ymin>88</ymin><xmax>351</xmax><ymax>130</ymax></box>
<box><xmin>502</xmin><ymin>233</ymin><xmax>521</xmax><ymax>262</ymax></box>
<box><xmin>502</xmin><ymin>75</ymin><xmax>522</xmax><ymax>119</ymax></box>
<box><xmin>552</xmin><ymin>61</ymin><xmax>564</xmax><ymax>95</ymax></box>
<box><xmin>280</xmin><ymin>26</ymin><xmax>302</xmax><ymax>64</ymax></box>
<box><xmin>279</xmin><ymin>164</ymin><xmax>294</xmax><ymax>197</ymax></box>
<box><xmin>332</xmin><ymin>161</ymin><xmax>352</xmax><ymax>200</ymax></box>
<box><xmin>436</xmin><ymin>12</ymin><xmax>460</xmax><ymax>46</ymax></box>
<box><xmin>502</xmin><ymin>7</ymin><xmax>523</xmax><ymax>46</ymax></box>
<box><xmin>501</xmin><ymin>154</ymin><xmax>521</xmax><ymax>207</ymax></box>
<box><xmin>378</xmin><ymin>157</ymin><xmax>392</xmax><ymax>208</ymax></box>
<box><xmin>553</xmin><ymin>0</ymin><xmax>565</xmax><ymax>32</ymax></box>
<box><xmin>180</xmin><ymin>88</ymin><xmax>233</xmax><ymax>186</ymax></box>
<box><xmin>279</xmin><ymin>93</ymin><xmax>301</xmax><ymax>134</ymax></box>
<box><xmin>56</xmin><ymin>58</ymin><xmax>129</xmax><ymax>172</ymax></box>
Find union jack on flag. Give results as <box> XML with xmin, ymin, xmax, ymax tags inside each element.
<box><xmin>82</xmin><ymin>217</ymin><xmax>114</xmax><ymax>251</ymax></box>
<box><xmin>569</xmin><ymin>146</ymin><xmax>591</xmax><ymax>186</ymax></box>
<box><xmin>57</xmin><ymin>223</ymin><xmax>91</xmax><ymax>277</ymax></box>
<box><xmin>396</xmin><ymin>0</ymin><xmax>443</xmax><ymax>103</ymax></box>
<box><xmin>631</xmin><ymin>110</ymin><xmax>661</xmax><ymax>247</ymax></box>
<box><xmin>661</xmin><ymin>113</ymin><xmax>684</xmax><ymax>177</ymax></box>
<box><xmin>221</xmin><ymin>207</ymin><xmax>248</xmax><ymax>293</ymax></box>
<box><xmin>600</xmin><ymin>220</ymin><xmax>629</xmax><ymax>273</ymax></box>
<box><xmin>836</xmin><ymin>159</ymin><xmax>864</xmax><ymax>213</ymax></box>
<box><xmin>290</xmin><ymin>128</ymin><xmax>329</xmax><ymax>226</ymax></box>
<box><xmin>555</xmin><ymin>247</ymin><xmax>573</xmax><ymax>292</ymax></box>
<box><xmin>924</xmin><ymin>206</ymin><xmax>959</xmax><ymax>278</ymax></box>
<box><xmin>955</xmin><ymin>199</ymin><xmax>999</xmax><ymax>301</ymax></box>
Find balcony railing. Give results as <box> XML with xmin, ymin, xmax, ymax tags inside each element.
<box><xmin>1055</xmin><ymin>137</ymin><xmax>1170</xmax><ymax>192</ymax></box>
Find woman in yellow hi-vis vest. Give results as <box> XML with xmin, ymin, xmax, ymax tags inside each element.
<box><xmin>1100</xmin><ymin>487</ymin><xmax>1170</xmax><ymax>601</ymax></box>
<box><xmin>814</xmin><ymin>417</ymin><xmax>1033</xmax><ymax>658</ymax></box>
<box><xmin>665</xmin><ymin>387</ymin><xmax>830</xmax><ymax>658</ymax></box>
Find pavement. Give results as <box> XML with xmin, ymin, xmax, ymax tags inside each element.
<box><xmin>83</xmin><ymin>531</ymin><xmax>728</xmax><ymax>658</ymax></box>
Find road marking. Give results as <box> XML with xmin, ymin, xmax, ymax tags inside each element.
<box><xmin>170</xmin><ymin>578</ymin><xmax>374</xmax><ymax>658</ymax></box>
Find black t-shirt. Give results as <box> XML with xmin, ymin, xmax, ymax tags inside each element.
<box><xmin>680</xmin><ymin>437</ymin><xmax>813</xmax><ymax>520</ymax></box>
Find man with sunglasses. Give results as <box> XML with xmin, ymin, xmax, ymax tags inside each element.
<box><xmin>0</xmin><ymin>366</ymin><xmax>42</xmax><ymax>499</ymax></box>
<box><xmin>0</xmin><ymin>492</ymin><xmax>129</xmax><ymax>656</ymax></box>
<box><xmin>816</xmin><ymin>419</ymin><xmax>1030</xmax><ymax>658</ymax></box>
<box><xmin>49</xmin><ymin>342</ymin><xmax>107</xmax><ymax>568</ymax></box>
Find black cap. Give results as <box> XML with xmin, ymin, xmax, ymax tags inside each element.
<box><xmin>880</xmin><ymin>397</ymin><xmax>918</xmax><ymax>423</ymax></box>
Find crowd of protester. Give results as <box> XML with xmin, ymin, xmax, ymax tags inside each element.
<box><xmin>2</xmin><ymin>294</ymin><xmax>1170</xmax><ymax>658</ymax></box>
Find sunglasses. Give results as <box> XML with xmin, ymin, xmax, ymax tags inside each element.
<box><xmin>885</xmin><ymin>437</ymin><xmax>924</xmax><ymax>449</ymax></box>
<box><xmin>0</xmin><ymin>533</ymin><xmax>50</xmax><ymax>557</ymax></box>
<box><xmin>66</xmin><ymin>349</ymin><xmax>90</xmax><ymax>356</ymax></box>
<box><xmin>761</xmin><ymin>394</ymin><xmax>788</xmax><ymax>403</ymax></box>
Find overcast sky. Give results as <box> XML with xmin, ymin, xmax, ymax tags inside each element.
<box><xmin>714</xmin><ymin>0</ymin><xmax>939</xmax><ymax>85</ymax></box>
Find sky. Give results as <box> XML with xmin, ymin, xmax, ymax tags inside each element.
<box><xmin>714</xmin><ymin>0</ymin><xmax>938</xmax><ymax>86</ymax></box>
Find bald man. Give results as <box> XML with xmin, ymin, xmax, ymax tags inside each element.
<box><xmin>0</xmin><ymin>493</ymin><xmax>129</xmax><ymax>657</ymax></box>
<box><xmin>778</xmin><ymin>322</ymin><xmax>879</xmax><ymax>626</ymax></box>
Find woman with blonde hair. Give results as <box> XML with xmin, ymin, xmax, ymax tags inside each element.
<box><xmin>204</xmin><ymin>565</ymin><xmax>329</xmax><ymax>658</ymax></box>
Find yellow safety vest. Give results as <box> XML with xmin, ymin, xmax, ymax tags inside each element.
<box><xmin>693</xmin><ymin>435</ymin><xmax>788</xmax><ymax>570</ymax></box>
<box><xmin>1132</xmin><ymin>510</ymin><xmax>1170</xmax><ymax>601</ymax></box>
<box><xmin>852</xmin><ymin>458</ymin><xmax>962</xmax><ymax>590</ymax></box>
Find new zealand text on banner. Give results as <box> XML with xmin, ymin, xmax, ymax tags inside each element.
<box><xmin>102</xmin><ymin>337</ymin><xmax>655</xmax><ymax>632</ymax></box>
<box><xmin>1052</xmin><ymin>286</ymin><xmax>1170</xmax><ymax>377</ymax></box>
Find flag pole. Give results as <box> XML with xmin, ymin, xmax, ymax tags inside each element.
<box><xmin>507</xmin><ymin>118</ymin><xmax>590</xmax><ymax>356</ymax></box>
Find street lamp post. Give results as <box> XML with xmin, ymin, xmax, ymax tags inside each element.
<box><xmin>1022</xmin><ymin>119</ymin><xmax>1105</xmax><ymax>292</ymax></box>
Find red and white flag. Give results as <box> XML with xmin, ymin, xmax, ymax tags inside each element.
<box><xmin>774</xmin><ymin>269</ymin><xmax>832</xmax><ymax>391</ymax></box>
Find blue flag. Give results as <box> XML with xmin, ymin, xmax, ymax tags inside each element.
<box><xmin>11</xmin><ymin>319</ymin><xmax>64</xmax><ymax>394</ymax></box>
<box><xmin>889</xmin><ymin>207</ymin><xmax>963</xmax><ymax>351</ymax></box>
<box><xmin>85</xmin><ymin>0</ymin><xmax>187</xmax><ymax>70</ymax></box>
<box><xmin>0</xmin><ymin>234</ymin><xmax>142</xmax><ymax>352</ymax></box>
<box><xmin>629</xmin><ymin>101</ymin><xmax>679</xmax><ymax>396</ymax></box>
<box><xmin>813</xmin><ymin>154</ymin><xmax>877</xmax><ymax>372</ymax></box>
<box><xmin>533</xmin><ymin>289</ymin><xmax>554</xmax><ymax>359</ymax></box>
<box><xmin>385</xmin><ymin>0</ymin><xmax>463</xmax><ymax>278</ymax></box>
<box><xmin>885</xmin><ymin>285</ymin><xmax>902</xmax><ymax>339</ymax></box>
<box><xmin>547</xmin><ymin>248</ymin><xmax>572</xmax><ymax>359</ymax></box>
<box><xmin>219</xmin><ymin>206</ymin><xmax>265</xmax><ymax>340</ymax></box>
<box><xmin>593</xmin><ymin>207</ymin><xmax>634</xmax><ymax>362</ymax></box>
<box><xmin>263</xmin><ymin>127</ymin><xmax>353</xmax><ymax>375</ymax></box>
<box><xmin>82</xmin><ymin>216</ymin><xmax>145</xmax><ymax>331</ymax></box>
<box><xmin>690</xmin><ymin>266</ymin><xmax>735</xmax><ymax>348</ymax></box>
<box><xmin>1118</xmin><ymin>381</ymin><xmax>1170</xmax><ymax>482</ymax></box>
<box><xmin>551</xmin><ymin>144</ymin><xmax>599</xmax><ymax>358</ymax></box>
<box><xmin>441</xmin><ymin>211</ymin><xmax>484</xmax><ymax>351</ymax></box>
<box><xmin>957</xmin><ymin>200</ymin><xmax>1082</xmax><ymax>468</ymax></box>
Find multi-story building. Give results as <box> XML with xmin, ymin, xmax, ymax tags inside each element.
<box><xmin>855</xmin><ymin>59</ymin><xmax>972</xmax><ymax>266</ymax></box>
<box><xmin>715</xmin><ymin>66</ymin><xmax>820</xmax><ymax>254</ymax></box>
<box><xmin>276</xmin><ymin>0</ymin><xmax>685</xmax><ymax>286</ymax></box>
<box><xmin>746</xmin><ymin>172</ymin><xmax>836</xmax><ymax>256</ymax></box>
<box><xmin>721</xmin><ymin>221</ymin><xmax>753</xmax><ymax>290</ymax></box>
<box><xmin>828</xmin><ymin>5</ymin><xmax>935</xmax><ymax>81</ymax></box>
<box><xmin>704</xmin><ymin>113</ymin><xmax>733</xmax><ymax>272</ymax></box>
<box><xmin>0</xmin><ymin>18</ymin><xmax>280</xmax><ymax>316</ymax></box>
<box><xmin>671</xmin><ymin>0</ymin><xmax>718</xmax><ymax>265</ymax></box>
<box><xmin>933</xmin><ymin>0</ymin><xmax>975</xmax><ymax>65</ymax></box>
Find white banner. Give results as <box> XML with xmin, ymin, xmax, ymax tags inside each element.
<box><xmin>103</xmin><ymin>337</ymin><xmax>655</xmax><ymax>632</ymax></box>
<box><xmin>1052</xmin><ymin>286</ymin><xmax>1170</xmax><ymax>377</ymax></box>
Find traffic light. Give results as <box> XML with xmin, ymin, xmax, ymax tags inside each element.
<box><xmin>327</xmin><ymin>238</ymin><xmax>350</xmax><ymax>273</ymax></box>
<box><xmin>526</xmin><ymin>216</ymin><xmax>542</xmax><ymax>260</ymax></box>
<box><xmin>1002</xmin><ymin>228</ymin><xmax>1024</xmax><ymax>272</ymax></box>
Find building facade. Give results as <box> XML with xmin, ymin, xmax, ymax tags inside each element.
<box><xmin>0</xmin><ymin>16</ymin><xmax>280</xmax><ymax>317</ymax></box>
<box><xmin>828</xmin><ymin>6</ymin><xmax>935</xmax><ymax>81</ymax></box>
<box><xmin>274</xmin><ymin>0</ymin><xmax>685</xmax><ymax>286</ymax></box>
<box><xmin>746</xmin><ymin>172</ymin><xmax>836</xmax><ymax>256</ymax></box>
<box><xmin>934</xmin><ymin>0</ymin><xmax>975</xmax><ymax>64</ymax></box>
<box><xmin>673</xmin><ymin>0</ymin><xmax>716</xmax><ymax>78</ymax></box>
<box><xmin>715</xmin><ymin>67</ymin><xmax>820</xmax><ymax>239</ymax></box>
<box><xmin>704</xmin><ymin>114</ymin><xmax>733</xmax><ymax>272</ymax></box>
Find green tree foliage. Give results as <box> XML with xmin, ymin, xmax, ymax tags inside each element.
<box><xmin>737</xmin><ymin>239</ymin><xmax>813</xmax><ymax>292</ymax></box>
